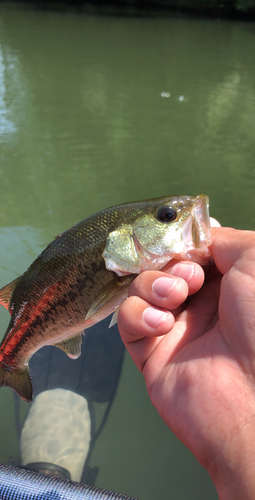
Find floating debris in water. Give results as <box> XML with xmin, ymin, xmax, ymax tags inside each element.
<box><xmin>161</xmin><ymin>92</ymin><xmax>170</xmax><ymax>98</ymax></box>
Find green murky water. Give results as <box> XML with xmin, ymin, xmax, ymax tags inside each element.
<box><xmin>0</xmin><ymin>2</ymin><xmax>255</xmax><ymax>498</ymax></box>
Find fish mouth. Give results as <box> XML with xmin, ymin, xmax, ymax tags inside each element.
<box><xmin>192</xmin><ymin>194</ymin><xmax>211</xmax><ymax>248</ymax></box>
<box><xmin>182</xmin><ymin>194</ymin><xmax>212</xmax><ymax>261</ymax></box>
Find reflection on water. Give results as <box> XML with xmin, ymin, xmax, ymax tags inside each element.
<box><xmin>0</xmin><ymin>2</ymin><xmax>255</xmax><ymax>499</ymax></box>
<box><xmin>0</xmin><ymin>46</ymin><xmax>16</xmax><ymax>137</ymax></box>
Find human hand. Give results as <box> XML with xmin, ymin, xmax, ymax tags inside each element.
<box><xmin>118</xmin><ymin>227</ymin><xmax>255</xmax><ymax>500</ymax></box>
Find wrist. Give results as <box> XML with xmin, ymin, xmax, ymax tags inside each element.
<box><xmin>208</xmin><ymin>421</ymin><xmax>255</xmax><ymax>500</ymax></box>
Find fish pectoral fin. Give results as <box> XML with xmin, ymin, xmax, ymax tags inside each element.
<box><xmin>0</xmin><ymin>362</ymin><xmax>32</xmax><ymax>402</ymax></box>
<box><xmin>85</xmin><ymin>275</ymin><xmax>136</xmax><ymax>327</ymax></box>
<box><xmin>0</xmin><ymin>276</ymin><xmax>22</xmax><ymax>311</ymax></box>
<box><xmin>53</xmin><ymin>332</ymin><xmax>83</xmax><ymax>359</ymax></box>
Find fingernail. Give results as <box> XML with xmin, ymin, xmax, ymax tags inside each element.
<box><xmin>210</xmin><ymin>217</ymin><xmax>221</xmax><ymax>228</ymax></box>
<box><xmin>170</xmin><ymin>263</ymin><xmax>195</xmax><ymax>282</ymax></box>
<box><xmin>152</xmin><ymin>277</ymin><xmax>179</xmax><ymax>298</ymax></box>
<box><xmin>142</xmin><ymin>307</ymin><xmax>169</xmax><ymax>328</ymax></box>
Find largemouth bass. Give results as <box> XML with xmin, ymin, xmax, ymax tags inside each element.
<box><xmin>0</xmin><ymin>195</ymin><xmax>211</xmax><ymax>402</ymax></box>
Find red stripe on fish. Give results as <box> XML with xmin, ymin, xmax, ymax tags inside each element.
<box><xmin>0</xmin><ymin>282</ymin><xmax>59</xmax><ymax>361</ymax></box>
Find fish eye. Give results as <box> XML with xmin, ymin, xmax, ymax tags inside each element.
<box><xmin>157</xmin><ymin>205</ymin><xmax>177</xmax><ymax>223</ymax></box>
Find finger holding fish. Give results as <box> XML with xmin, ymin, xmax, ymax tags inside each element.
<box><xmin>127</xmin><ymin>263</ymin><xmax>204</xmax><ymax>309</ymax></box>
<box><xmin>118</xmin><ymin>294</ymin><xmax>176</xmax><ymax>373</ymax></box>
<box><xmin>118</xmin><ymin>262</ymin><xmax>205</xmax><ymax>372</ymax></box>
<box><xmin>118</xmin><ymin>217</ymin><xmax>220</xmax><ymax>367</ymax></box>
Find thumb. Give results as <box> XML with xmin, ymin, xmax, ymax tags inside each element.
<box><xmin>211</xmin><ymin>227</ymin><xmax>255</xmax><ymax>275</ymax></box>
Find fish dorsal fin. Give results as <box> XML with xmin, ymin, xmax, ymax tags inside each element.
<box><xmin>53</xmin><ymin>332</ymin><xmax>83</xmax><ymax>359</ymax></box>
<box><xmin>85</xmin><ymin>274</ymin><xmax>136</xmax><ymax>327</ymax></box>
<box><xmin>0</xmin><ymin>276</ymin><xmax>22</xmax><ymax>310</ymax></box>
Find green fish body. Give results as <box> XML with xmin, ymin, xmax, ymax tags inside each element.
<box><xmin>0</xmin><ymin>195</ymin><xmax>211</xmax><ymax>402</ymax></box>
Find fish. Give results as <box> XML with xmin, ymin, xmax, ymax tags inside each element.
<box><xmin>0</xmin><ymin>194</ymin><xmax>211</xmax><ymax>402</ymax></box>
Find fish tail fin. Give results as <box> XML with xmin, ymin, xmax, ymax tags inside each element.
<box><xmin>0</xmin><ymin>363</ymin><xmax>33</xmax><ymax>402</ymax></box>
<box><xmin>0</xmin><ymin>276</ymin><xmax>22</xmax><ymax>311</ymax></box>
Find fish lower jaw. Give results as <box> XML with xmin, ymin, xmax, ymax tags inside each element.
<box><xmin>104</xmin><ymin>248</ymin><xmax>172</xmax><ymax>275</ymax></box>
<box><xmin>179</xmin><ymin>247</ymin><xmax>213</xmax><ymax>267</ymax></box>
